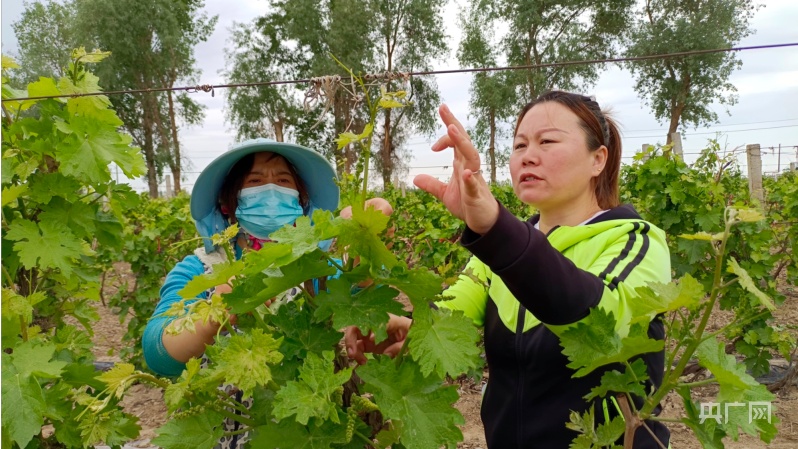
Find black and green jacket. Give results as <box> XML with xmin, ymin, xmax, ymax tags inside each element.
<box><xmin>440</xmin><ymin>203</ymin><xmax>671</xmax><ymax>448</ymax></box>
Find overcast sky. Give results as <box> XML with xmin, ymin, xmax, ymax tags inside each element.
<box><xmin>2</xmin><ymin>0</ymin><xmax>797</xmax><ymax>193</ymax></box>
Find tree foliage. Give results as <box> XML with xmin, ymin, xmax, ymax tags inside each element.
<box><xmin>75</xmin><ymin>0</ymin><xmax>217</xmax><ymax>196</ymax></box>
<box><xmin>625</xmin><ymin>0</ymin><xmax>760</xmax><ymax>143</ymax></box>
<box><xmin>225</xmin><ymin>0</ymin><xmax>447</xmax><ymax>186</ymax></box>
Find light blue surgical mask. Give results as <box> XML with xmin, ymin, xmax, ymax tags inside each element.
<box><xmin>235</xmin><ymin>184</ymin><xmax>304</xmax><ymax>239</ymax></box>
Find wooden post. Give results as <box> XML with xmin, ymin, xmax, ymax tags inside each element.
<box><xmin>746</xmin><ymin>144</ymin><xmax>764</xmax><ymax>204</ymax></box>
<box><xmin>669</xmin><ymin>132</ymin><xmax>683</xmax><ymax>156</ymax></box>
<box><xmin>165</xmin><ymin>175</ymin><xmax>173</xmax><ymax>199</ymax></box>
<box><xmin>777</xmin><ymin>144</ymin><xmax>781</xmax><ymax>173</ymax></box>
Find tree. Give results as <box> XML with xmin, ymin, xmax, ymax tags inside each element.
<box><xmin>457</xmin><ymin>6</ymin><xmax>515</xmax><ymax>184</ymax></box>
<box><xmin>371</xmin><ymin>0</ymin><xmax>447</xmax><ymax>188</ymax></box>
<box><xmin>476</xmin><ymin>0</ymin><xmax>634</xmax><ymax>106</ymax></box>
<box><xmin>626</xmin><ymin>0</ymin><xmax>760</xmax><ymax>144</ymax></box>
<box><xmin>226</xmin><ymin>0</ymin><xmax>447</xmax><ymax>187</ymax></box>
<box><xmin>76</xmin><ymin>0</ymin><xmax>216</xmax><ymax>196</ymax></box>
<box><xmin>11</xmin><ymin>0</ymin><xmax>86</xmax><ymax>83</ymax></box>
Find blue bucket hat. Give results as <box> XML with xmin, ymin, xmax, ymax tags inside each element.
<box><xmin>191</xmin><ymin>138</ymin><xmax>339</xmax><ymax>253</ymax></box>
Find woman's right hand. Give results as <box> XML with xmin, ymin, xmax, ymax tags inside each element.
<box><xmin>413</xmin><ymin>105</ymin><xmax>499</xmax><ymax>235</ymax></box>
<box><xmin>344</xmin><ymin>314</ymin><xmax>412</xmax><ymax>365</ymax></box>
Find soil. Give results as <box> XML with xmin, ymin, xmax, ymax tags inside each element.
<box><xmin>88</xmin><ymin>264</ymin><xmax>798</xmax><ymax>448</ymax></box>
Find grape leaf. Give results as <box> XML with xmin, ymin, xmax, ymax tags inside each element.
<box><xmin>5</xmin><ymin>218</ymin><xmax>84</xmax><ymax>276</ymax></box>
<box><xmin>726</xmin><ymin>257</ymin><xmax>775</xmax><ymax>311</ymax></box>
<box><xmin>98</xmin><ymin>363</ymin><xmax>136</xmax><ymax>398</ymax></box>
<box><xmin>337</xmin><ymin>205</ymin><xmax>398</xmax><ymax>271</ymax></box>
<box><xmin>373</xmin><ymin>420</ymin><xmax>403</xmax><ymax>449</ymax></box>
<box><xmin>249</xmin><ymin>417</ymin><xmax>349</xmax><ymax>449</ymax></box>
<box><xmin>163</xmin><ymin>358</ymin><xmax>202</xmax><ymax>412</ymax></box>
<box><xmin>383</xmin><ymin>267</ymin><xmax>443</xmax><ymax>321</ymax></box>
<box><xmin>10</xmin><ymin>340</ymin><xmax>66</xmax><ymax>379</ymax></box>
<box><xmin>585</xmin><ymin>359</ymin><xmax>649</xmax><ymax>401</ymax></box>
<box><xmin>26</xmin><ymin>172</ymin><xmax>82</xmax><ymax>204</ymax></box>
<box><xmin>696</xmin><ymin>337</ymin><xmax>760</xmax><ymax>392</ymax></box>
<box><xmin>206</xmin><ymin>329</ymin><xmax>283</xmax><ymax>396</ymax></box>
<box><xmin>151</xmin><ymin>410</ymin><xmax>225</xmax><ymax>449</ymax></box>
<box><xmin>39</xmin><ymin>196</ymin><xmax>97</xmax><ymax>239</ymax></box>
<box><xmin>1</xmin><ymin>184</ymin><xmax>27</xmax><ymax>207</ymax></box>
<box><xmin>314</xmin><ymin>279</ymin><xmax>405</xmax><ymax>342</ymax></box>
<box><xmin>1</xmin><ymin>359</ymin><xmax>46</xmax><ymax>449</ymax></box>
<box><xmin>717</xmin><ymin>381</ymin><xmax>777</xmax><ymax>442</ymax></box>
<box><xmin>273</xmin><ymin>351</ymin><xmax>352</xmax><ymax>425</ymax></box>
<box><xmin>178</xmin><ymin>259</ymin><xmax>244</xmax><ymax>299</ymax></box>
<box><xmin>242</xmin><ymin>242</ymin><xmax>294</xmax><ymax>275</ymax></box>
<box><xmin>271</xmin><ymin>301</ymin><xmax>343</xmax><ymax>360</ymax></box>
<box><xmin>631</xmin><ymin>274</ymin><xmax>705</xmax><ymax>319</ymax></box>
<box><xmin>358</xmin><ymin>356</ymin><xmax>464</xmax><ymax>449</ymax></box>
<box><xmin>78</xmin><ymin>410</ymin><xmax>140</xmax><ymax>448</ymax></box>
<box><xmin>55</xmin><ymin>116</ymin><xmax>144</xmax><ymax>185</ymax></box>
<box><xmin>559</xmin><ymin>308</ymin><xmax>664</xmax><ymax>377</ymax></box>
<box><xmin>270</xmin><ymin>210</ymin><xmax>340</xmax><ymax>259</ymax></box>
<box><xmin>408</xmin><ymin>308</ymin><xmax>481</xmax><ymax>378</ymax></box>
<box><xmin>227</xmin><ymin>254</ymin><xmax>336</xmax><ymax>314</ymax></box>
<box><xmin>677</xmin><ymin>387</ymin><xmax>725</xmax><ymax>449</ymax></box>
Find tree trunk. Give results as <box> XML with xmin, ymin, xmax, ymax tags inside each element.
<box><xmin>166</xmin><ymin>89</ymin><xmax>182</xmax><ymax>193</ymax></box>
<box><xmin>274</xmin><ymin>119</ymin><xmax>284</xmax><ymax>142</ymax></box>
<box><xmin>143</xmin><ymin>112</ymin><xmax>158</xmax><ymax>198</ymax></box>
<box><xmin>667</xmin><ymin>72</ymin><xmax>691</xmax><ymax>144</ymax></box>
<box><xmin>382</xmin><ymin>108</ymin><xmax>393</xmax><ymax>188</ymax></box>
<box><xmin>489</xmin><ymin>107</ymin><xmax>497</xmax><ymax>185</ymax></box>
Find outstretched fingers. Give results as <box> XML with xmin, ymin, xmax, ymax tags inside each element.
<box><xmin>413</xmin><ymin>174</ymin><xmax>448</xmax><ymax>201</ymax></box>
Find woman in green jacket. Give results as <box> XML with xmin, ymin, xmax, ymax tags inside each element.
<box><xmin>345</xmin><ymin>91</ymin><xmax>672</xmax><ymax>448</ymax></box>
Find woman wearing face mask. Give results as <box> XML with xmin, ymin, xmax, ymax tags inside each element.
<box><xmin>143</xmin><ymin>139</ymin><xmax>391</xmax><ymax>377</ymax></box>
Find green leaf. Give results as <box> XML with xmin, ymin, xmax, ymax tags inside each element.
<box><xmin>559</xmin><ymin>308</ymin><xmax>664</xmax><ymax>377</ymax></box>
<box><xmin>10</xmin><ymin>341</ymin><xmax>66</xmax><ymax>379</ymax></box>
<box><xmin>383</xmin><ymin>267</ymin><xmax>443</xmax><ymax>321</ymax></box>
<box><xmin>408</xmin><ymin>308</ymin><xmax>482</xmax><ymax>378</ymax></box>
<box><xmin>1</xmin><ymin>359</ymin><xmax>46</xmax><ymax>449</ymax></box>
<box><xmin>585</xmin><ymin>359</ymin><xmax>649</xmax><ymax>401</ymax></box>
<box><xmin>677</xmin><ymin>387</ymin><xmax>724</xmax><ymax>449</ymax></box>
<box><xmin>27</xmin><ymin>77</ymin><xmax>61</xmax><ymax>99</ymax></box>
<box><xmin>679</xmin><ymin>231</ymin><xmax>724</xmax><ymax>241</ymax></box>
<box><xmin>27</xmin><ymin>172</ymin><xmax>82</xmax><ymax>204</ymax></box>
<box><xmin>696</xmin><ymin>337</ymin><xmax>760</xmax><ymax>392</ymax></box>
<box><xmin>2</xmin><ymin>55</ymin><xmax>19</xmax><ymax>70</ymax></box>
<box><xmin>631</xmin><ymin>274</ymin><xmax>705</xmax><ymax>319</ymax></box>
<box><xmin>5</xmin><ymin>218</ymin><xmax>84</xmax><ymax>276</ymax></box>
<box><xmin>731</xmin><ymin>207</ymin><xmax>765</xmax><ymax>223</ymax></box>
<box><xmin>55</xmin><ymin>116</ymin><xmax>144</xmax><ymax>185</ymax></box>
<box><xmin>373</xmin><ymin>420</ymin><xmax>403</xmax><ymax>449</ymax></box>
<box><xmin>337</xmin><ymin>205</ymin><xmax>398</xmax><ymax>272</ymax></box>
<box><xmin>152</xmin><ymin>410</ymin><xmax>225</xmax><ymax>449</ymax></box>
<box><xmin>249</xmin><ymin>418</ymin><xmax>349</xmax><ymax>449</ymax></box>
<box><xmin>335</xmin><ymin>123</ymin><xmax>373</xmax><ymax>150</ymax></box>
<box><xmin>71</xmin><ymin>47</ymin><xmax>111</xmax><ymax>64</ymax></box>
<box><xmin>1</xmin><ymin>184</ymin><xmax>27</xmax><ymax>207</ymax></box>
<box><xmin>273</xmin><ymin>351</ymin><xmax>351</xmax><ymax>425</ymax></box>
<box><xmin>272</xmin><ymin>301</ymin><xmax>343</xmax><ymax>360</ymax></box>
<box><xmin>241</xmin><ymin>242</ymin><xmax>294</xmax><ymax>276</ymax></box>
<box><xmin>726</xmin><ymin>258</ymin><xmax>775</xmax><ymax>311</ymax></box>
<box><xmin>163</xmin><ymin>358</ymin><xmax>202</xmax><ymax>412</ymax></box>
<box><xmin>270</xmin><ymin>210</ymin><xmax>340</xmax><ymax>260</ymax></box>
<box><xmin>178</xmin><ymin>259</ymin><xmax>244</xmax><ymax>299</ymax></box>
<box><xmin>78</xmin><ymin>409</ymin><xmax>140</xmax><ymax>448</ymax></box>
<box><xmin>314</xmin><ymin>280</ymin><xmax>405</xmax><ymax>342</ymax></box>
<box><xmin>358</xmin><ymin>356</ymin><xmax>464</xmax><ymax>449</ymax></box>
<box><xmin>227</xmin><ymin>253</ymin><xmax>336</xmax><ymax>314</ymax></box>
<box><xmin>206</xmin><ymin>328</ymin><xmax>283</xmax><ymax>396</ymax></box>
<box><xmin>716</xmin><ymin>381</ymin><xmax>778</xmax><ymax>442</ymax></box>
<box><xmin>39</xmin><ymin>196</ymin><xmax>97</xmax><ymax>239</ymax></box>
<box><xmin>98</xmin><ymin>363</ymin><xmax>136</xmax><ymax>398</ymax></box>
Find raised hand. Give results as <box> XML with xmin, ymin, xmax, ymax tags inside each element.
<box><xmin>413</xmin><ymin>105</ymin><xmax>499</xmax><ymax>235</ymax></box>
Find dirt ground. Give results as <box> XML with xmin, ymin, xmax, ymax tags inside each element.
<box><xmin>91</xmin><ymin>264</ymin><xmax>798</xmax><ymax>448</ymax></box>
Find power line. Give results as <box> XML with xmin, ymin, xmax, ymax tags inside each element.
<box><xmin>4</xmin><ymin>42</ymin><xmax>797</xmax><ymax>103</ymax></box>
<box><xmin>624</xmin><ymin>124</ymin><xmax>798</xmax><ymax>139</ymax></box>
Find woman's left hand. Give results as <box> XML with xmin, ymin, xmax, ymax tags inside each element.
<box><xmin>413</xmin><ymin>105</ymin><xmax>499</xmax><ymax>234</ymax></box>
<box><xmin>339</xmin><ymin>198</ymin><xmax>394</xmax><ymax>220</ymax></box>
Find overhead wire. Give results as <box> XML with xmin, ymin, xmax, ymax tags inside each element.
<box><xmin>3</xmin><ymin>42</ymin><xmax>797</xmax><ymax>103</ymax></box>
